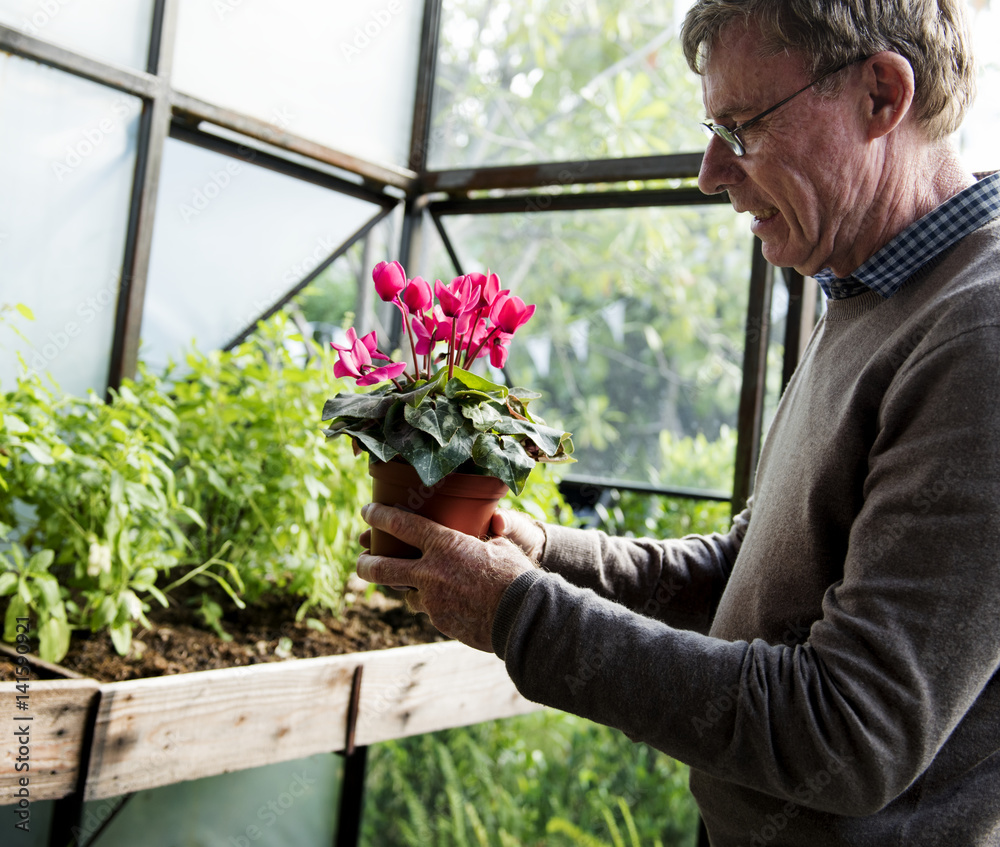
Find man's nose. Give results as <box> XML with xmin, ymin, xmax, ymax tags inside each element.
<box><xmin>697</xmin><ymin>134</ymin><xmax>744</xmax><ymax>196</ymax></box>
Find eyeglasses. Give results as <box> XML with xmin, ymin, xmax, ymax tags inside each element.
<box><xmin>700</xmin><ymin>62</ymin><xmax>853</xmax><ymax>157</ymax></box>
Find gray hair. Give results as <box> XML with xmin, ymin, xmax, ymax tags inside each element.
<box><xmin>680</xmin><ymin>0</ymin><xmax>977</xmax><ymax>140</ymax></box>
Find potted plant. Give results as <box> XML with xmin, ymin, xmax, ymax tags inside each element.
<box><xmin>321</xmin><ymin>261</ymin><xmax>574</xmax><ymax>556</ymax></box>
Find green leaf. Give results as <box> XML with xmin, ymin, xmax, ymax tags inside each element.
<box><xmin>322</xmin><ymin>390</ymin><xmax>396</xmax><ymax>421</ymax></box>
<box><xmin>445</xmin><ymin>368</ymin><xmax>508</xmax><ymax>401</ymax></box>
<box><xmin>38</xmin><ymin>616</ymin><xmax>70</xmax><ymax>663</ymax></box>
<box><xmin>403</xmin><ymin>372</ymin><xmax>448</xmax><ymax>406</ymax></box>
<box><xmin>109</xmin><ymin>622</ymin><xmax>132</xmax><ymax>656</ymax></box>
<box><xmin>384</xmin><ymin>405</ymin><xmax>477</xmax><ymax>486</ymax></box>
<box><xmin>15</xmin><ymin>303</ymin><xmax>35</xmax><ymax>321</ymax></box>
<box><xmin>27</xmin><ymin>549</ymin><xmax>55</xmax><ymax>573</ymax></box>
<box><xmin>403</xmin><ymin>399</ymin><xmax>466</xmax><ymax>446</ymax></box>
<box><xmin>0</xmin><ymin>573</ymin><xmax>17</xmax><ymax>596</ymax></box>
<box><xmin>508</xmin><ymin>387</ymin><xmax>542</xmax><ymax>402</ymax></box>
<box><xmin>471</xmin><ymin>435</ymin><xmax>534</xmax><ymax>495</ymax></box>
<box><xmin>32</xmin><ymin>574</ymin><xmax>61</xmax><ymax>609</ymax></box>
<box><xmin>303</xmin><ymin>475</ymin><xmax>331</xmax><ymax>500</ymax></box>
<box><xmin>493</xmin><ymin>418</ymin><xmax>567</xmax><ymax>457</ymax></box>
<box><xmin>462</xmin><ymin>402</ymin><xmax>504</xmax><ymax>431</ymax></box>
<box><xmin>23</xmin><ymin>442</ymin><xmax>55</xmax><ymax>465</ymax></box>
<box><xmin>146</xmin><ymin>585</ymin><xmax>169</xmax><ymax>608</ymax></box>
<box><xmin>131</xmin><ymin>567</ymin><xmax>157</xmax><ymax>591</ymax></box>
<box><xmin>3</xmin><ymin>595</ymin><xmax>28</xmax><ymax>641</ymax></box>
<box><xmin>344</xmin><ymin>428</ymin><xmax>399</xmax><ymax>463</ymax></box>
<box><xmin>2</xmin><ymin>414</ymin><xmax>29</xmax><ymax>434</ymax></box>
<box><xmin>110</xmin><ymin>470</ymin><xmax>125</xmax><ymax>506</ymax></box>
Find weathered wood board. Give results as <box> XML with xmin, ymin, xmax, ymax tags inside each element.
<box><xmin>81</xmin><ymin>641</ymin><xmax>539</xmax><ymax>801</ymax></box>
<box><xmin>0</xmin><ymin>679</ymin><xmax>100</xmax><ymax>803</ymax></box>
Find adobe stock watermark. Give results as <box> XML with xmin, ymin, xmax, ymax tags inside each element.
<box><xmin>14</xmin><ymin>0</ymin><xmax>74</xmax><ymax>38</ymax></box>
<box><xmin>228</xmin><ymin>770</ymin><xmax>317</xmax><ymax>846</ymax></box>
<box><xmin>870</xmin><ymin>457</ymin><xmax>969</xmax><ymax>562</ymax></box>
<box><xmin>341</xmin><ymin>1</ymin><xmax>404</xmax><ymax>63</ymax></box>
<box><xmin>357</xmin><ymin>641</ymin><xmax>452</xmax><ymax>727</ymax></box>
<box><xmin>738</xmin><ymin>753</ymin><xmax>854</xmax><ymax>847</ymax></box>
<box><xmin>69</xmin><ymin>749</ymin><xmax>174</xmax><ymax>845</ymax></box>
<box><xmin>21</xmin><ymin>275</ymin><xmax>120</xmax><ymax>377</ymax></box>
<box><xmin>213</xmin><ymin>0</ymin><xmax>250</xmax><ymax>20</ymax></box>
<box><xmin>280</xmin><ymin>235</ymin><xmax>339</xmax><ymax>288</ymax></box>
<box><xmin>178</xmin><ymin>107</ymin><xmax>294</xmax><ymax>223</ymax></box>
<box><xmin>51</xmin><ymin>96</ymin><xmax>141</xmax><ymax>182</ymax></box>
<box><xmin>564</xmin><ymin>642</ymin><xmax>608</xmax><ymax>694</ymax></box>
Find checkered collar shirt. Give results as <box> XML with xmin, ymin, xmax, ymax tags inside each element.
<box><xmin>814</xmin><ymin>171</ymin><xmax>1000</xmax><ymax>300</ymax></box>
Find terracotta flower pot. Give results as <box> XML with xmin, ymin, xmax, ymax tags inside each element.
<box><xmin>368</xmin><ymin>460</ymin><xmax>510</xmax><ymax>558</ymax></box>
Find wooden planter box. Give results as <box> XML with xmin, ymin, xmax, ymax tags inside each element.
<box><xmin>1</xmin><ymin>641</ymin><xmax>539</xmax><ymax>805</ymax></box>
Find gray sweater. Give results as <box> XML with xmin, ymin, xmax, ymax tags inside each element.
<box><xmin>492</xmin><ymin>218</ymin><xmax>1000</xmax><ymax>845</ymax></box>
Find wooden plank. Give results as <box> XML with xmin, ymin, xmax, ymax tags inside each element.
<box><xmin>82</xmin><ymin>641</ymin><xmax>537</xmax><ymax>801</ymax></box>
<box><xmin>84</xmin><ymin>655</ymin><xmax>358</xmax><ymax>800</ymax></box>
<box><xmin>354</xmin><ymin>641</ymin><xmax>540</xmax><ymax>747</ymax></box>
<box><xmin>0</xmin><ymin>679</ymin><xmax>100</xmax><ymax>804</ymax></box>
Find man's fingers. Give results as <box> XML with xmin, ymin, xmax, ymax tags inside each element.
<box><xmin>490</xmin><ymin>510</ymin><xmax>509</xmax><ymax>537</ymax></box>
<box><xmin>357</xmin><ymin>551</ymin><xmax>419</xmax><ymax>591</ymax></box>
<box><xmin>362</xmin><ymin>502</ymin><xmax>452</xmax><ymax>551</ymax></box>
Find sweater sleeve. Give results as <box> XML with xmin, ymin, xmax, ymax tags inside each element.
<box><xmin>528</xmin><ymin>506</ymin><xmax>748</xmax><ymax>634</ymax></box>
<box><xmin>494</xmin><ymin>325</ymin><xmax>1000</xmax><ymax>817</ymax></box>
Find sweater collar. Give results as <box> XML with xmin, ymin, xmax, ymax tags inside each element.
<box><xmin>814</xmin><ymin>171</ymin><xmax>1000</xmax><ymax>301</ymax></box>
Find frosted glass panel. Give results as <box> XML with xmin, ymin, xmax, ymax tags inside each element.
<box><xmin>0</xmin><ymin>0</ymin><xmax>155</xmax><ymax>70</ymax></box>
<box><xmin>172</xmin><ymin>0</ymin><xmax>423</xmax><ymax>169</ymax></box>
<box><xmin>141</xmin><ymin>139</ymin><xmax>384</xmax><ymax>372</ymax></box>
<box><xmin>0</xmin><ymin>54</ymin><xmax>140</xmax><ymax>396</ymax></box>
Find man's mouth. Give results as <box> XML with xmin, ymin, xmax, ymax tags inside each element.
<box><xmin>750</xmin><ymin>208</ymin><xmax>778</xmax><ymax>222</ymax></box>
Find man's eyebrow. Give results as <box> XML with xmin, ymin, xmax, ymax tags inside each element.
<box><xmin>704</xmin><ymin>98</ymin><xmax>757</xmax><ymax>125</ymax></box>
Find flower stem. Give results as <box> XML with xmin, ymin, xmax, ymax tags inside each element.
<box><xmin>461</xmin><ymin>306</ymin><xmax>487</xmax><ymax>369</ymax></box>
<box><xmin>448</xmin><ymin>320</ymin><xmax>458</xmax><ymax>378</ymax></box>
<box><xmin>465</xmin><ymin>323</ymin><xmax>502</xmax><ymax>365</ymax></box>
<box><xmin>399</xmin><ymin>301</ymin><xmax>421</xmax><ymax>380</ymax></box>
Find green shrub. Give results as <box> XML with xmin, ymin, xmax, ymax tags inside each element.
<box><xmin>0</xmin><ymin>314</ymin><xmax>374</xmax><ymax>659</ymax></box>
<box><xmin>362</xmin><ymin>710</ymin><xmax>698</xmax><ymax>847</ymax></box>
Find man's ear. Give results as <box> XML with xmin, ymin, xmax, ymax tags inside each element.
<box><xmin>862</xmin><ymin>52</ymin><xmax>915</xmax><ymax>140</ymax></box>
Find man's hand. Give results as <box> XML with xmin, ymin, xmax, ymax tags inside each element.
<box><xmin>357</xmin><ymin>503</ymin><xmax>536</xmax><ymax>652</ymax></box>
<box><xmin>490</xmin><ymin>508</ymin><xmax>546</xmax><ymax>562</ymax></box>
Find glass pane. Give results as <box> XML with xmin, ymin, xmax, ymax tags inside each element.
<box><xmin>171</xmin><ymin>0</ymin><xmax>424</xmax><ymax>169</ymax></box>
<box><xmin>294</xmin><ymin>211</ymin><xmax>406</xmax><ymax>347</ymax></box>
<box><xmin>140</xmin><ymin>138</ymin><xmax>387</xmax><ymax>373</ymax></box>
<box><xmin>0</xmin><ymin>0</ymin><xmax>155</xmax><ymax>70</ymax></box>
<box><xmin>418</xmin><ymin>203</ymin><xmax>752</xmax><ymax>492</ymax></box>
<box><xmin>0</xmin><ymin>54</ymin><xmax>141</xmax><ymax>396</ymax></box>
<box><xmin>430</xmin><ymin>0</ymin><xmax>704</xmax><ymax>169</ymax></box>
<box><xmin>961</xmin><ymin>0</ymin><xmax>1000</xmax><ymax>173</ymax></box>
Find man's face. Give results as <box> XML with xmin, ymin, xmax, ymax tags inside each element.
<box><xmin>698</xmin><ymin>25</ymin><xmax>872</xmax><ymax>277</ymax></box>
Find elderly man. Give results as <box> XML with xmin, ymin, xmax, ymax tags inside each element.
<box><xmin>358</xmin><ymin>0</ymin><xmax>1000</xmax><ymax>843</ymax></box>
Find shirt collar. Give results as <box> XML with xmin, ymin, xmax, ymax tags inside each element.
<box><xmin>814</xmin><ymin>170</ymin><xmax>1000</xmax><ymax>300</ymax></box>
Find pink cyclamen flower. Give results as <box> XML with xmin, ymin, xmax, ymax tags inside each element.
<box><xmin>331</xmin><ymin>331</ymin><xmax>371</xmax><ymax>379</ymax></box>
<box><xmin>356</xmin><ymin>360</ymin><xmax>407</xmax><ymax>386</ymax></box>
<box><xmin>467</xmin><ymin>271</ymin><xmax>502</xmax><ymax>309</ymax></box>
<box><xmin>488</xmin><ymin>332</ymin><xmax>512</xmax><ymax>368</ymax></box>
<box><xmin>331</xmin><ymin>328</ymin><xmax>388</xmax><ymax>360</ymax></box>
<box><xmin>412</xmin><ymin>312</ymin><xmax>444</xmax><ymax>356</ymax></box>
<box><xmin>435</xmin><ymin>275</ymin><xmax>477</xmax><ymax>318</ymax></box>
<box><xmin>401</xmin><ymin>275</ymin><xmax>433</xmax><ymax>314</ymax></box>
<box><xmin>331</xmin><ymin>328</ymin><xmax>402</xmax><ymax>385</ymax></box>
<box><xmin>372</xmin><ymin>260</ymin><xmax>407</xmax><ymax>302</ymax></box>
<box><xmin>489</xmin><ymin>292</ymin><xmax>536</xmax><ymax>334</ymax></box>
<box><xmin>463</xmin><ymin>319</ymin><xmax>491</xmax><ymax>359</ymax></box>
